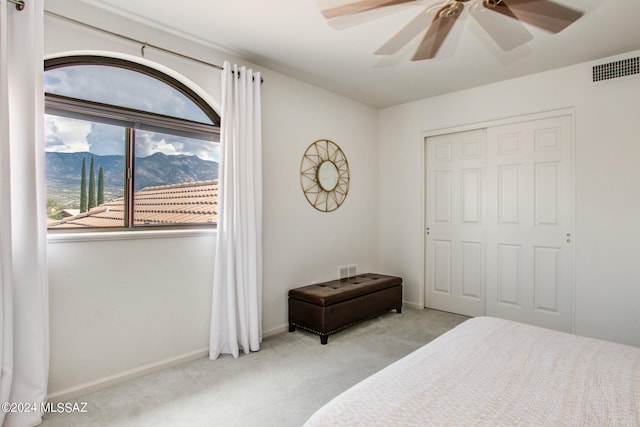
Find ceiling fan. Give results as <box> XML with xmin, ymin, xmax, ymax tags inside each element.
<box><xmin>321</xmin><ymin>0</ymin><xmax>584</xmax><ymax>61</ymax></box>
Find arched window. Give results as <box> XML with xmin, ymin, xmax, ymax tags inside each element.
<box><xmin>44</xmin><ymin>56</ymin><xmax>220</xmax><ymax>230</ymax></box>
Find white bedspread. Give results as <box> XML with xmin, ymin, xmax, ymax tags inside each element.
<box><xmin>304</xmin><ymin>317</ymin><xmax>640</xmax><ymax>426</ymax></box>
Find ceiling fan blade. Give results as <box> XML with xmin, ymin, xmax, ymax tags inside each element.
<box><xmin>412</xmin><ymin>3</ymin><xmax>461</xmax><ymax>61</ymax></box>
<box><xmin>322</xmin><ymin>0</ymin><xmax>417</xmax><ymax>19</ymax></box>
<box><xmin>470</xmin><ymin>2</ymin><xmax>533</xmax><ymax>51</ymax></box>
<box><xmin>501</xmin><ymin>0</ymin><xmax>583</xmax><ymax>33</ymax></box>
<box><xmin>375</xmin><ymin>5</ymin><xmax>440</xmax><ymax>55</ymax></box>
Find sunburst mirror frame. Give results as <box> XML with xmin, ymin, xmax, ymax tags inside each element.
<box><xmin>300</xmin><ymin>139</ymin><xmax>350</xmax><ymax>212</ymax></box>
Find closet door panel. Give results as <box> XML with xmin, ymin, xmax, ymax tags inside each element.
<box><xmin>486</xmin><ymin>115</ymin><xmax>574</xmax><ymax>332</ymax></box>
<box><xmin>426</xmin><ymin>130</ymin><xmax>486</xmax><ymax>317</ymax></box>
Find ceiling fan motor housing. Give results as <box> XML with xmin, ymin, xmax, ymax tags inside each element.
<box><xmin>483</xmin><ymin>0</ymin><xmax>504</xmax><ymax>8</ymax></box>
<box><xmin>441</xmin><ymin>1</ymin><xmax>464</xmax><ymax>18</ymax></box>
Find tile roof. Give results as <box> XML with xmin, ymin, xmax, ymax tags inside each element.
<box><xmin>48</xmin><ymin>180</ymin><xmax>219</xmax><ymax>228</ymax></box>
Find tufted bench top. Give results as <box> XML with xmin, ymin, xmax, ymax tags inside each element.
<box><xmin>288</xmin><ymin>273</ymin><xmax>402</xmax><ymax>307</ymax></box>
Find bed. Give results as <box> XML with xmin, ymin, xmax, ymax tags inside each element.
<box><xmin>304</xmin><ymin>316</ymin><xmax>640</xmax><ymax>426</ymax></box>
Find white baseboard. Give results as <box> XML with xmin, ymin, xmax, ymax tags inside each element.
<box><xmin>50</xmin><ymin>310</ymin><xmax>423</xmax><ymax>402</ymax></box>
<box><xmin>47</xmin><ymin>348</ymin><xmax>209</xmax><ymax>403</ymax></box>
<box><xmin>263</xmin><ymin>323</ymin><xmax>289</xmax><ymax>338</ymax></box>
<box><xmin>49</xmin><ymin>326</ymin><xmax>291</xmax><ymax>403</ymax></box>
<box><xmin>48</xmin><ymin>327</ymin><xmax>297</xmax><ymax>403</ymax></box>
<box><xmin>403</xmin><ymin>300</ymin><xmax>424</xmax><ymax>310</ymax></box>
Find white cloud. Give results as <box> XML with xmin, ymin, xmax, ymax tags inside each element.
<box><xmin>136</xmin><ymin>130</ymin><xmax>220</xmax><ymax>163</ymax></box>
<box><xmin>197</xmin><ymin>144</ymin><xmax>220</xmax><ymax>163</ymax></box>
<box><xmin>46</xmin><ymin>66</ymin><xmax>211</xmax><ymax>123</ymax></box>
<box><xmin>45</xmin><ymin>115</ymin><xmax>91</xmax><ymax>153</ymax></box>
<box><xmin>135</xmin><ymin>132</ymin><xmax>180</xmax><ymax>157</ymax></box>
<box><xmin>86</xmin><ymin>122</ymin><xmax>125</xmax><ymax>156</ymax></box>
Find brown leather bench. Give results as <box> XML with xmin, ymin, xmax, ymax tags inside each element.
<box><xmin>288</xmin><ymin>273</ymin><xmax>402</xmax><ymax>344</ymax></box>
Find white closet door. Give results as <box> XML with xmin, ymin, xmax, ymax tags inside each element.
<box><xmin>425</xmin><ymin>129</ymin><xmax>487</xmax><ymax>317</ymax></box>
<box><xmin>486</xmin><ymin>115</ymin><xmax>574</xmax><ymax>332</ymax></box>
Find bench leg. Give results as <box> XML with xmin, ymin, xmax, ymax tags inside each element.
<box><xmin>320</xmin><ymin>334</ymin><xmax>328</xmax><ymax>345</ymax></box>
<box><xmin>396</xmin><ymin>307</ymin><xmax>402</xmax><ymax>314</ymax></box>
<box><xmin>289</xmin><ymin>323</ymin><xmax>296</xmax><ymax>332</ymax></box>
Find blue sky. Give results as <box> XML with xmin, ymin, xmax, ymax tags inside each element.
<box><xmin>44</xmin><ymin>65</ymin><xmax>220</xmax><ymax>162</ymax></box>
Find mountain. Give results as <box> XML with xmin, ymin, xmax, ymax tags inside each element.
<box><xmin>46</xmin><ymin>152</ymin><xmax>125</xmax><ymax>189</ymax></box>
<box><xmin>46</xmin><ymin>151</ymin><xmax>218</xmax><ymax>192</ymax></box>
<box><xmin>134</xmin><ymin>152</ymin><xmax>218</xmax><ymax>190</ymax></box>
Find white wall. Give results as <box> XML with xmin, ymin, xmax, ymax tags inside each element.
<box><xmin>379</xmin><ymin>50</ymin><xmax>640</xmax><ymax>347</ymax></box>
<box><xmin>45</xmin><ymin>0</ymin><xmax>379</xmax><ymax>398</ymax></box>
<box><xmin>47</xmin><ymin>232</ymin><xmax>216</xmax><ymax>398</ymax></box>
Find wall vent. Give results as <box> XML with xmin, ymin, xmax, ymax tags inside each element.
<box><xmin>592</xmin><ymin>57</ymin><xmax>639</xmax><ymax>82</ymax></box>
<box><xmin>338</xmin><ymin>264</ymin><xmax>357</xmax><ymax>280</ymax></box>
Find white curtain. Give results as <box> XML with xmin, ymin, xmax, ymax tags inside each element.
<box><xmin>209</xmin><ymin>62</ymin><xmax>263</xmax><ymax>359</ymax></box>
<box><xmin>0</xmin><ymin>1</ymin><xmax>49</xmax><ymax>426</ymax></box>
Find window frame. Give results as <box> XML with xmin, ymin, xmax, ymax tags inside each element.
<box><xmin>45</xmin><ymin>55</ymin><xmax>221</xmax><ymax>232</ymax></box>
<box><xmin>45</xmin><ymin>55</ymin><xmax>220</xmax><ymax>126</ymax></box>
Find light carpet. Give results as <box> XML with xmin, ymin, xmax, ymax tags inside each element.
<box><xmin>41</xmin><ymin>308</ymin><xmax>468</xmax><ymax>427</ymax></box>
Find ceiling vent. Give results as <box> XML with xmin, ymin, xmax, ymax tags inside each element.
<box><xmin>592</xmin><ymin>57</ymin><xmax>639</xmax><ymax>82</ymax></box>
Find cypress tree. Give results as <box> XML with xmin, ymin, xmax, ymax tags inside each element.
<box><xmin>97</xmin><ymin>166</ymin><xmax>105</xmax><ymax>206</ymax></box>
<box><xmin>80</xmin><ymin>157</ymin><xmax>87</xmax><ymax>213</ymax></box>
<box><xmin>88</xmin><ymin>155</ymin><xmax>96</xmax><ymax>209</ymax></box>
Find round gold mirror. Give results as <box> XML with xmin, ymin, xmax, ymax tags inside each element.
<box><xmin>300</xmin><ymin>139</ymin><xmax>350</xmax><ymax>212</ymax></box>
<box><xmin>317</xmin><ymin>161</ymin><xmax>339</xmax><ymax>191</ymax></box>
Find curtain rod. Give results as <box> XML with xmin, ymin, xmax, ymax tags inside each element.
<box><xmin>44</xmin><ymin>10</ymin><xmax>224</xmax><ymax>71</ymax></box>
<box><xmin>8</xmin><ymin>0</ymin><xmax>25</xmax><ymax>10</ymax></box>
